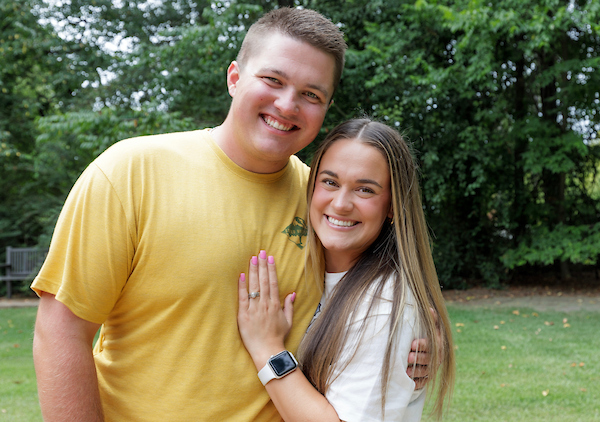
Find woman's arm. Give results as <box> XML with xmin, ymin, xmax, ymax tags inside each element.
<box><xmin>237</xmin><ymin>251</ymin><xmax>341</xmax><ymax>422</ymax></box>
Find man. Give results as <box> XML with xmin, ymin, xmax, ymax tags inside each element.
<box><xmin>32</xmin><ymin>8</ymin><xmax>429</xmax><ymax>421</ymax></box>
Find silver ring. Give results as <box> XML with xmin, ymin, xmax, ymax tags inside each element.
<box><xmin>248</xmin><ymin>291</ymin><xmax>260</xmax><ymax>299</ymax></box>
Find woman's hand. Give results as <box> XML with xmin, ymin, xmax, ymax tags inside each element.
<box><xmin>237</xmin><ymin>253</ymin><xmax>341</xmax><ymax>422</ymax></box>
<box><xmin>237</xmin><ymin>250</ymin><xmax>296</xmax><ymax>369</ymax></box>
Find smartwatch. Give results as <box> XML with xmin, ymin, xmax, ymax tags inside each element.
<box><xmin>258</xmin><ymin>350</ymin><xmax>298</xmax><ymax>385</ymax></box>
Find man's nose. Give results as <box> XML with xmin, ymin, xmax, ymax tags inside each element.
<box><xmin>274</xmin><ymin>88</ymin><xmax>299</xmax><ymax>116</ymax></box>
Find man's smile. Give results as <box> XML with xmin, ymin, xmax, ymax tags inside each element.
<box><xmin>262</xmin><ymin>115</ymin><xmax>298</xmax><ymax>132</ymax></box>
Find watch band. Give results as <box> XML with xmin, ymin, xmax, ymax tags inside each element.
<box><xmin>258</xmin><ymin>350</ymin><xmax>298</xmax><ymax>385</ymax></box>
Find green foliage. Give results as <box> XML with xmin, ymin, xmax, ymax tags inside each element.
<box><xmin>33</xmin><ymin>0</ymin><xmax>266</xmax><ymax>124</ymax></box>
<box><xmin>0</xmin><ymin>0</ymin><xmax>80</xmax><ymax>151</ymax></box>
<box><xmin>312</xmin><ymin>0</ymin><xmax>600</xmax><ymax>286</ymax></box>
<box><xmin>502</xmin><ymin>223</ymin><xmax>600</xmax><ymax>268</ymax></box>
<box><xmin>0</xmin><ymin>0</ymin><xmax>86</xmax><ymax>250</ymax></box>
<box><xmin>32</xmin><ymin>0</ymin><xmax>212</xmax><ymax>109</ymax></box>
<box><xmin>142</xmin><ymin>3</ymin><xmax>264</xmax><ymax>123</ymax></box>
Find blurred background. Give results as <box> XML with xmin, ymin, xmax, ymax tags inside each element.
<box><xmin>1</xmin><ymin>0</ymin><xmax>599</xmax><ymax>295</ymax></box>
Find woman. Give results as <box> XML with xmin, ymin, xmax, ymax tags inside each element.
<box><xmin>237</xmin><ymin>118</ymin><xmax>455</xmax><ymax>421</ymax></box>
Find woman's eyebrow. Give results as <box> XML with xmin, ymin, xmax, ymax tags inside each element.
<box><xmin>318</xmin><ymin>169</ymin><xmax>338</xmax><ymax>178</ymax></box>
<box><xmin>356</xmin><ymin>178</ymin><xmax>383</xmax><ymax>188</ymax></box>
<box><xmin>319</xmin><ymin>170</ymin><xmax>383</xmax><ymax>188</ymax></box>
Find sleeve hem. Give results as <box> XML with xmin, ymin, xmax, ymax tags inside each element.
<box><xmin>31</xmin><ymin>276</ymin><xmax>108</xmax><ymax>324</ymax></box>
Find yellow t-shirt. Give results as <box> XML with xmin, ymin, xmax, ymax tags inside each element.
<box><xmin>32</xmin><ymin>129</ymin><xmax>320</xmax><ymax>421</ymax></box>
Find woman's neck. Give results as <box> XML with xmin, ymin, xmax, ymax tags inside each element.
<box><xmin>324</xmin><ymin>251</ymin><xmax>356</xmax><ymax>273</ymax></box>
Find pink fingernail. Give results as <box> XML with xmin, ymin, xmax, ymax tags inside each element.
<box><xmin>259</xmin><ymin>250</ymin><xmax>267</xmax><ymax>259</ymax></box>
<box><xmin>268</xmin><ymin>255</ymin><xmax>274</xmax><ymax>264</ymax></box>
<box><xmin>291</xmin><ymin>292</ymin><xmax>296</xmax><ymax>302</ymax></box>
<box><xmin>240</xmin><ymin>273</ymin><xmax>245</xmax><ymax>282</ymax></box>
<box><xmin>251</xmin><ymin>256</ymin><xmax>257</xmax><ymax>265</ymax></box>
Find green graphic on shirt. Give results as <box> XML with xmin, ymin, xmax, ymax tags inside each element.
<box><xmin>282</xmin><ymin>217</ymin><xmax>308</xmax><ymax>249</ymax></box>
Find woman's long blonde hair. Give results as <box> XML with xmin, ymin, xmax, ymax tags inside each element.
<box><xmin>298</xmin><ymin>118</ymin><xmax>455</xmax><ymax>418</ymax></box>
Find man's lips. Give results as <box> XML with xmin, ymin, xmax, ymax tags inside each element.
<box><xmin>262</xmin><ymin>115</ymin><xmax>298</xmax><ymax>131</ymax></box>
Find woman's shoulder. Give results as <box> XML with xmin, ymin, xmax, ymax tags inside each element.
<box><xmin>344</xmin><ymin>272</ymin><xmax>413</xmax><ymax>325</ymax></box>
<box><xmin>370</xmin><ymin>271</ymin><xmax>416</xmax><ymax>305</ymax></box>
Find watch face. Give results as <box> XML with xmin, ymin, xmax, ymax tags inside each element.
<box><xmin>270</xmin><ymin>351</ymin><xmax>297</xmax><ymax>377</ymax></box>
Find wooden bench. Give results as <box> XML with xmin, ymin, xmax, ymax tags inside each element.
<box><xmin>0</xmin><ymin>247</ymin><xmax>48</xmax><ymax>298</ymax></box>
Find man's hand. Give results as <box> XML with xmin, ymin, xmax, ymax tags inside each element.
<box><xmin>407</xmin><ymin>338</ymin><xmax>431</xmax><ymax>390</ymax></box>
<box><xmin>407</xmin><ymin>307</ymin><xmax>443</xmax><ymax>390</ymax></box>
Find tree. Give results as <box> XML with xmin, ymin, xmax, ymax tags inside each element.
<box><xmin>33</xmin><ymin>0</ymin><xmax>212</xmax><ymax>109</ymax></box>
<box><xmin>312</xmin><ymin>0</ymin><xmax>600</xmax><ymax>286</ymax></box>
<box><xmin>439</xmin><ymin>0</ymin><xmax>600</xmax><ymax>281</ymax></box>
<box><xmin>35</xmin><ymin>1</ymin><xmax>286</xmax><ymax>124</ymax></box>
<box><xmin>0</xmin><ymin>0</ymin><xmax>86</xmax><ymax>248</ymax></box>
<box><xmin>3</xmin><ymin>0</ymin><xmax>598</xmax><ymax>290</ymax></box>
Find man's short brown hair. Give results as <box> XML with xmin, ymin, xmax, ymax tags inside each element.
<box><xmin>237</xmin><ymin>7</ymin><xmax>347</xmax><ymax>95</ymax></box>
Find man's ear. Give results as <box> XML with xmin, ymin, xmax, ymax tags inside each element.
<box><xmin>226</xmin><ymin>61</ymin><xmax>241</xmax><ymax>97</ymax></box>
<box><xmin>328</xmin><ymin>99</ymin><xmax>334</xmax><ymax>109</ymax></box>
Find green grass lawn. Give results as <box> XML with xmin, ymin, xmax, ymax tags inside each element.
<box><xmin>1</xmin><ymin>303</ymin><xmax>599</xmax><ymax>421</ymax></box>
<box><xmin>423</xmin><ymin>304</ymin><xmax>600</xmax><ymax>422</ymax></box>
<box><xmin>0</xmin><ymin>308</ymin><xmax>40</xmax><ymax>421</ymax></box>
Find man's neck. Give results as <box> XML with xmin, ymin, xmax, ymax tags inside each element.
<box><xmin>210</xmin><ymin>124</ymin><xmax>289</xmax><ymax>174</ymax></box>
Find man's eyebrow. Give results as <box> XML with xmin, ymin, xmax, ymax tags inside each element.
<box><xmin>263</xmin><ymin>67</ymin><xmax>331</xmax><ymax>99</ymax></box>
<box><xmin>319</xmin><ymin>170</ymin><xmax>383</xmax><ymax>188</ymax></box>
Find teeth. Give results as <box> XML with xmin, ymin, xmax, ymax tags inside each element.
<box><xmin>264</xmin><ymin>116</ymin><xmax>293</xmax><ymax>131</ymax></box>
<box><xmin>328</xmin><ymin>216</ymin><xmax>357</xmax><ymax>227</ymax></box>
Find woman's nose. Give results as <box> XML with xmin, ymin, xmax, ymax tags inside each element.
<box><xmin>331</xmin><ymin>190</ymin><xmax>353</xmax><ymax>213</ymax></box>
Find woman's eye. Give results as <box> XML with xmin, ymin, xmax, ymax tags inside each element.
<box><xmin>322</xmin><ymin>179</ymin><xmax>337</xmax><ymax>187</ymax></box>
<box><xmin>358</xmin><ymin>187</ymin><xmax>375</xmax><ymax>194</ymax></box>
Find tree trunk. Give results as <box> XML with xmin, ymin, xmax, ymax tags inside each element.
<box><xmin>512</xmin><ymin>56</ymin><xmax>528</xmax><ymax>244</ymax></box>
<box><xmin>540</xmin><ymin>48</ymin><xmax>570</xmax><ymax>280</ymax></box>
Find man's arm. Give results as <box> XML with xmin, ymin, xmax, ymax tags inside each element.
<box><xmin>33</xmin><ymin>292</ymin><xmax>103</xmax><ymax>422</ymax></box>
<box><xmin>407</xmin><ymin>307</ymin><xmax>442</xmax><ymax>389</ymax></box>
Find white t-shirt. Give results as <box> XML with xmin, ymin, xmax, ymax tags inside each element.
<box><xmin>312</xmin><ymin>271</ymin><xmax>426</xmax><ymax>422</ymax></box>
